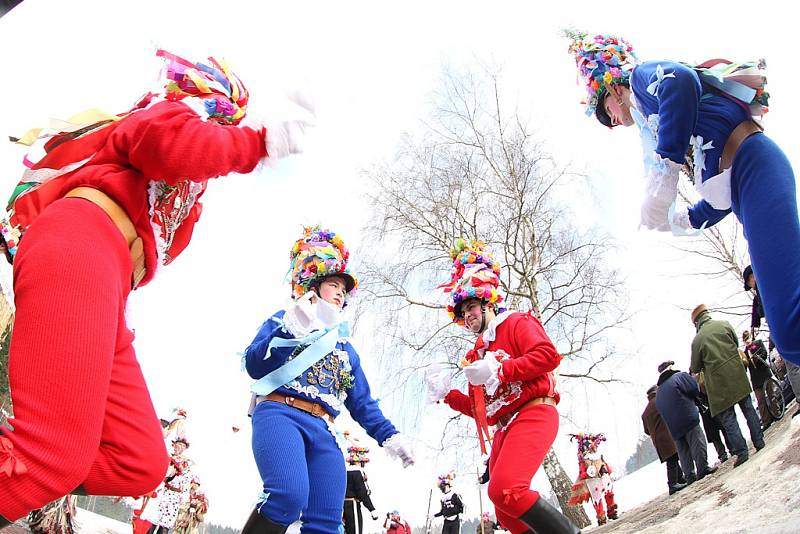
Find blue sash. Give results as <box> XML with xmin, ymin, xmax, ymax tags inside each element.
<box><xmin>250</xmin><ymin>321</ymin><xmax>350</xmax><ymax>396</ymax></box>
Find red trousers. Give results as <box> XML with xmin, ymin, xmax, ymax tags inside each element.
<box><xmin>0</xmin><ymin>198</ymin><xmax>168</xmax><ymax>520</ymax></box>
<box><xmin>487</xmin><ymin>403</ymin><xmax>559</xmax><ymax>534</ymax></box>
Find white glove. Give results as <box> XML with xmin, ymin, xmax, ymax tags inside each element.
<box><xmin>315</xmin><ymin>297</ymin><xmax>343</xmax><ymax>328</ymax></box>
<box><xmin>382</xmin><ymin>433</ymin><xmax>415</xmax><ymax>468</ymax></box>
<box><xmin>262</xmin><ymin>91</ymin><xmax>316</xmax><ymax>161</ymax></box>
<box><xmin>463</xmin><ymin>356</ymin><xmax>502</xmax><ymax>395</ymax></box>
<box><xmin>371</xmin><ymin>511</ymin><xmax>379</xmax><ymax>521</ymax></box>
<box><xmin>424</xmin><ymin>363</ymin><xmax>452</xmax><ymax>403</ymax></box>
<box><xmin>640</xmin><ymin>155</ymin><xmax>681</xmax><ymax>231</ymax></box>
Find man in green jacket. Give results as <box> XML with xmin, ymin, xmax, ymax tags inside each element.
<box><xmin>689</xmin><ymin>304</ymin><xmax>765</xmax><ymax>468</ymax></box>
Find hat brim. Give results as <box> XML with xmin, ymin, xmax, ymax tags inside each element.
<box><xmin>316</xmin><ymin>272</ymin><xmax>356</xmax><ymax>294</ymax></box>
<box><xmin>595</xmin><ymin>92</ymin><xmax>613</xmax><ymax>128</ymax></box>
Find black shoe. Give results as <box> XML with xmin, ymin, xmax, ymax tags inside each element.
<box><xmin>684</xmin><ymin>473</ymin><xmax>697</xmax><ymax>485</ymax></box>
<box><xmin>517</xmin><ymin>497</ymin><xmax>580</xmax><ymax>534</ymax></box>
<box><xmin>241</xmin><ymin>509</ymin><xmax>288</xmax><ymax>534</ymax></box>
<box><xmin>754</xmin><ymin>442</ymin><xmax>765</xmax><ymax>452</ymax></box>
<box><xmin>668</xmin><ymin>482</ymin><xmax>688</xmax><ymax>495</ymax></box>
<box><xmin>733</xmin><ymin>454</ymin><xmax>749</xmax><ymax>468</ymax></box>
<box><xmin>792</xmin><ymin>408</ymin><xmax>800</xmax><ymax>418</ymax></box>
<box><xmin>0</xmin><ymin>514</ymin><xmax>10</xmax><ymax>527</ymax></box>
<box><xmin>719</xmin><ymin>454</ymin><xmax>729</xmax><ymax>463</ymax></box>
<box><xmin>698</xmin><ymin>465</ymin><xmax>718</xmax><ymax>479</ymax></box>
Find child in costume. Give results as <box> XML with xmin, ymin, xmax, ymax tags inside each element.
<box><xmin>425</xmin><ymin>240</ymin><xmax>579</xmax><ymax>534</ymax></box>
<box><xmin>242</xmin><ymin>227</ymin><xmax>414</xmax><ymax>534</ymax></box>
<box><xmin>0</xmin><ymin>49</ymin><xmax>311</xmax><ymax>525</ymax></box>
<box><xmin>141</xmin><ymin>437</ymin><xmax>194</xmax><ymax>534</ymax></box>
<box><xmin>567</xmin><ymin>433</ymin><xmax>617</xmax><ymax>526</ymax></box>
<box><xmin>173</xmin><ymin>477</ymin><xmax>209</xmax><ymax>534</ymax></box>
<box><xmin>565</xmin><ymin>30</ymin><xmax>800</xmax><ymax>366</ymax></box>
<box><xmin>433</xmin><ymin>472</ymin><xmax>463</xmax><ymax>534</ymax></box>
<box><xmin>342</xmin><ymin>431</ymin><xmax>379</xmax><ymax>534</ymax></box>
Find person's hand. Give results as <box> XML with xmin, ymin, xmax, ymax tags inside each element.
<box><xmin>261</xmin><ymin>91</ymin><xmax>316</xmax><ymax>161</ymax></box>
<box><xmin>463</xmin><ymin>356</ymin><xmax>502</xmax><ymax>395</ymax></box>
<box><xmin>383</xmin><ymin>433</ymin><xmax>415</xmax><ymax>468</ymax></box>
<box><xmin>424</xmin><ymin>363</ymin><xmax>451</xmax><ymax>403</ymax></box>
<box><xmin>371</xmin><ymin>511</ymin><xmax>379</xmax><ymax>520</ymax></box>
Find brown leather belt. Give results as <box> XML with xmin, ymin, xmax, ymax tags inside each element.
<box><xmin>65</xmin><ymin>187</ymin><xmax>146</xmax><ymax>289</ymax></box>
<box><xmin>720</xmin><ymin>120</ymin><xmax>763</xmax><ymax>172</ymax></box>
<box><xmin>256</xmin><ymin>392</ymin><xmax>333</xmax><ymax>423</ymax></box>
<box><xmin>496</xmin><ymin>396</ymin><xmax>556</xmax><ymax>428</ymax></box>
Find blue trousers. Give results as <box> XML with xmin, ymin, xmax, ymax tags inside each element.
<box><xmin>731</xmin><ymin>134</ymin><xmax>800</xmax><ymax>364</ymax></box>
<box><xmin>251</xmin><ymin>401</ymin><xmax>346</xmax><ymax>534</ymax></box>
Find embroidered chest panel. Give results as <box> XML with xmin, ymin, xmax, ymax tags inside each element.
<box><xmin>149</xmin><ymin>179</ymin><xmax>205</xmax><ymax>265</ymax></box>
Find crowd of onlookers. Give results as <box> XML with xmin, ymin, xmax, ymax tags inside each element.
<box><xmin>642</xmin><ymin>271</ymin><xmax>799</xmax><ymax>494</ymax></box>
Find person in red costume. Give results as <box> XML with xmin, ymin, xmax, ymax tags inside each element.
<box><xmin>426</xmin><ymin>240</ymin><xmax>580</xmax><ymax>534</ymax></box>
<box><xmin>0</xmin><ymin>49</ymin><xmax>312</xmax><ymax>525</ymax></box>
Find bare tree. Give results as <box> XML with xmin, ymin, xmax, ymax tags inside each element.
<box><xmin>670</xmin><ymin>187</ymin><xmax>753</xmax><ymax>322</ymax></box>
<box><xmin>357</xmin><ymin>66</ymin><xmax>630</xmax><ymax>528</ymax></box>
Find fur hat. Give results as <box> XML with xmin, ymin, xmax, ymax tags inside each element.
<box><xmin>657</xmin><ymin>361</ymin><xmax>675</xmax><ymax>374</ymax></box>
<box><xmin>691</xmin><ymin>304</ymin><xmax>709</xmax><ymax>323</ymax></box>
<box><xmin>742</xmin><ymin>265</ymin><xmax>754</xmax><ymax>291</ymax></box>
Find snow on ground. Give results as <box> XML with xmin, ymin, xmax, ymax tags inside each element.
<box><xmin>587</xmin><ymin>406</ymin><xmax>800</xmax><ymax>534</ymax></box>
<box><xmin>72</xmin><ymin>509</ymin><xmax>129</xmax><ymax>534</ymax></box>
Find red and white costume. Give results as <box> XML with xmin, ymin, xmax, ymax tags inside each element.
<box><xmin>567</xmin><ymin>433</ymin><xmax>617</xmax><ymax>526</ymax></box>
<box><xmin>444</xmin><ymin>310</ymin><xmax>561</xmax><ymax>534</ymax></box>
<box><xmin>0</xmin><ymin>51</ymin><xmax>306</xmax><ymax>522</ymax></box>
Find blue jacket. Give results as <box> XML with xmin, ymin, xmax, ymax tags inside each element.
<box><xmin>245</xmin><ymin>310</ymin><xmax>398</xmax><ymax>445</ymax></box>
<box><xmin>631</xmin><ymin>60</ymin><xmax>750</xmax><ymax>228</ymax></box>
<box><xmin>654</xmin><ymin>370</ymin><xmax>701</xmax><ymax>440</ymax></box>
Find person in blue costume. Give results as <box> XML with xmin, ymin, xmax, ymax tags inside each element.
<box><xmin>240</xmin><ymin>226</ymin><xmax>415</xmax><ymax>534</ymax></box>
<box><xmin>566</xmin><ymin>30</ymin><xmax>800</xmax><ymax>366</ymax></box>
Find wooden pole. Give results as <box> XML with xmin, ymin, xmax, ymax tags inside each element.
<box><xmin>477</xmin><ymin>466</ymin><xmax>485</xmax><ymax>534</ymax></box>
<box><xmin>424</xmin><ymin>488</ymin><xmax>433</xmax><ymax>534</ymax></box>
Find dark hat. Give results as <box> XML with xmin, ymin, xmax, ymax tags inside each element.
<box><xmin>742</xmin><ymin>265</ymin><xmax>754</xmax><ymax>291</ymax></box>
<box><xmin>646</xmin><ymin>385</ymin><xmax>658</xmax><ymax>397</ymax></box>
<box><xmin>657</xmin><ymin>360</ymin><xmax>675</xmax><ymax>374</ymax></box>
<box><xmin>595</xmin><ymin>92</ymin><xmax>613</xmax><ymax>128</ymax></box>
<box><xmin>172</xmin><ymin>436</ymin><xmax>190</xmax><ymax>448</ymax></box>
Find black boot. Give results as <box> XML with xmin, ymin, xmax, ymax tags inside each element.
<box><xmin>518</xmin><ymin>498</ymin><xmax>580</xmax><ymax>534</ymax></box>
<box><xmin>0</xmin><ymin>514</ymin><xmax>10</xmax><ymax>528</ymax></box>
<box><xmin>241</xmin><ymin>509</ymin><xmax>288</xmax><ymax>534</ymax></box>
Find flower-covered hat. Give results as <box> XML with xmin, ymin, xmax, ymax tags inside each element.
<box><xmin>565</xmin><ymin>30</ymin><xmax>638</xmax><ymax>121</ymax></box>
<box><xmin>289</xmin><ymin>226</ymin><xmax>357</xmax><ymax>299</ymax></box>
<box><xmin>437</xmin><ymin>471</ymin><xmax>455</xmax><ymax>491</ymax></box>
<box><xmin>570</xmin><ymin>432</ymin><xmax>606</xmax><ymax>455</ymax></box>
<box><xmin>157</xmin><ymin>49</ymin><xmax>250</xmax><ymax>125</ymax></box>
<box><xmin>343</xmin><ymin>430</ymin><xmax>370</xmax><ymax>465</ymax></box>
<box><xmin>439</xmin><ymin>239</ymin><xmax>505</xmax><ymax>325</ymax></box>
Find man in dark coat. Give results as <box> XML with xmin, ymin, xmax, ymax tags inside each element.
<box><xmin>642</xmin><ymin>385</ymin><xmax>687</xmax><ymax>494</ymax></box>
<box><xmin>742</xmin><ymin>330</ymin><xmax>773</xmax><ymax>430</ymax></box>
<box><xmin>654</xmin><ymin>361</ymin><xmax>717</xmax><ymax>483</ymax></box>
<box><xmin>690</xmin><ymin>304</ymin><xmax>765</xmax><ymax>468</ymax></box>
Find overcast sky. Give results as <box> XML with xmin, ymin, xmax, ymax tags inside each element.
<box><xmin>1</xmin><ymin>0</ymin><xmax>798</xmax><ymax>529</ymax></box>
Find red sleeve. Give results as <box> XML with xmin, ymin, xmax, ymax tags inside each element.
<box><xmin>113</xmin><ymin>101</ymin><xmax>267</xmax><ymax>185</ymax></box>
<box><xmin>500</xmin><ymin>314</ymin><xmax>561</xmax><ymax>382</ymax></box>
<box><xmin>443</xmin><ymin>389</ymin><xmax>474</xmax><ymax>419</ymax></box>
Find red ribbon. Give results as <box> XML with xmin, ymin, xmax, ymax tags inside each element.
<box><xmin>471</xmin><ymin>386</ymin><xmax>492</xmax><ymax>455</ymax></box>
<box><xmin>502</xmin><ymin>488</ymin><xmax>522</xmax><ymax>505</ymax></box>
<box><xmin>0</xmin><ymin>436</ymin><xmax>28</xmax><ymax>477</ymax></box>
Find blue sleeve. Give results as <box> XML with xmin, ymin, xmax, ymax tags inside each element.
<box><xmin>244</xmin><ymin>310</ymin><xmax>293</xmax><ymax>380</ymax></box>
<box><xmin>677</xmin><ymin>372</ymin><xmax>701</xmax><ymax>399</ymax></box>
<box><xmin>688</xmin><ymin>199</ymin><xmax>731</xmax><ymax>228</ymax></box>
<box><xmin>631</xmin><ymin>61</ymin><xmax>702</xmax><ymax>164</ymax></box>
<box><xmin>342</xmin><ymin>344</ymin><xmax>398</xmax><ymax>445</ymax></box>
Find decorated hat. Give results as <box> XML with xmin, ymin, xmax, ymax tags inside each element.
<box><xmin>172</xmin><ymin>436</ymin><xmax>190</xmax><ymax>448</ymax></box>
<box><xmin>343</xmin><ymin>431</ymin><xmax>370</xmax><ymax>465</ymax></box>
<box><xmin>289</xmin><ymin>226</ymin><xmax>357</xmax><ymax>300</ymax></box>
<box><xmin>565</xmin><ymin>30</ymin><xmax>638</xmax><ymax>122</ymax></box>
<box><xmin>439</xmin><ymin>239</ymin><xmax>505</xmax><ymax>324</ymax></box>
<box><xmin>157</xmin><ymin>49</ymin><xmax>250</xmax><ymax>125</ymax></box>
<box><xmin>437</xmin><ymin>471</ymin><xmax>455</xmax><ymax>491</ymax></box>
<box><xmin>570</xmin><ymin>432</ymin><xmax>606</xmax><ymax>453</ymax></box>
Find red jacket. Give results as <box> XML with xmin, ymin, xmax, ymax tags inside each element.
<box><xmin>12</xmin><ymin>99</ymin><xmax>267</xmax><ymax>286</ymax></box>
<box><xmin>444</xmin><ymin>311</ymin><xmax>560</xmax><ymax>426</ymax></box>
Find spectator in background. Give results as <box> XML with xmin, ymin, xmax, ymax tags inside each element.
<box><xmin>695</xmin><ymin>384</ymin><xmax>732</xmax><ymax>464</ymax></box>
<box><xmin>384</xmin><ymin>511</ymin><xmax>411</xmax><ymax>534</ymax></box>
<box><xmin>642</xmin><ymin>385</ymin><xmax>687</xmax><ymax>495</ymax></box>
<box><xmin>742</xmin><ymin>331</ymin><xmax>773</xmax><ymax>430</ymax></box>
<box><xmin>654</xmin><ymin>361</ymin><xmax>717</xmax><ymax>484</ymax></box>
<box><xmin>690</xmin><ymin>305</ymin><xmax>764</xmax><ymax>468</ymax></box>
<box><xmin>743</xmin><ymin>265</ymin><xmax>765</xmax><ymax>332</ymax></box>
